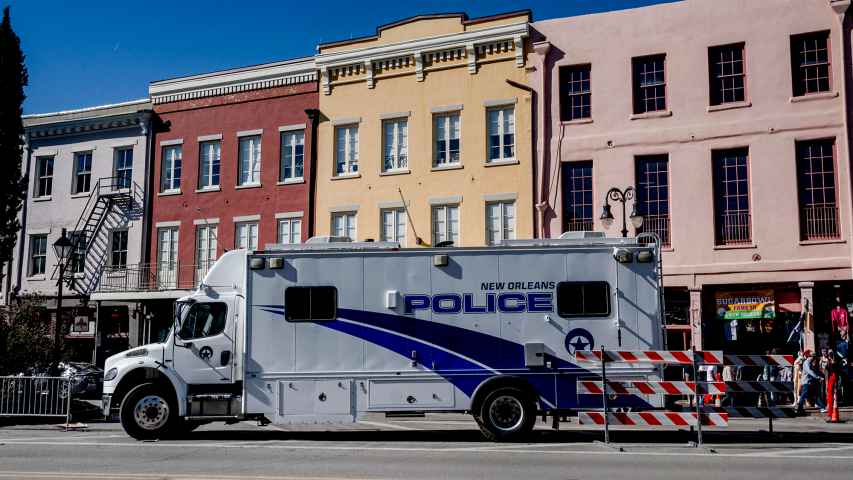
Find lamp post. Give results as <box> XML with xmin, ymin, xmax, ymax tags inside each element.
<box><xmin>52</xmin><ymin>228</ymin><xmax>74</xmax><ymax>376</ymax></box>
<box><xmin>600</xmin><ymin>187</ymin><xmax>644</xmax><ymax>237</ymax></box>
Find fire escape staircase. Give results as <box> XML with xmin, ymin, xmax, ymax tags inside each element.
<box><xmin>51</xmin><ymin>177</ymin><xmax>133</xmax><ymax>284</ymax></box>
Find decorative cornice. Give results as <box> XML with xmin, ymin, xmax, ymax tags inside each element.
<box><xmin>314</xmin><ymin>22</ymin><xmax>528</xmax><ymax>94</ymax></box>
<box><xmin>24</xmin><ymin>110</ymin><xmax>152</xmax><ymax>140</ymax></box>
<box><xmin>149</xmin><ymin>58</ymin><xmax>317</xmax><ymax>105</ymax></box>
<box><xmin>831</xmin><ymin>0</ymin><xmax>851</xmax><ymax>23</ymax></box>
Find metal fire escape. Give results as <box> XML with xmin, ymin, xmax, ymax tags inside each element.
<box><xmin>51</xmin><ymin>177</ymin><xmax>133</xmax><ymax>284</ymax></box>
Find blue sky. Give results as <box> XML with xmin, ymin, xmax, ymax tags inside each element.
<box><xmin>13</xmin><ymin>0</ymin><xmax>677</xmax><ymax>114</ymax></box>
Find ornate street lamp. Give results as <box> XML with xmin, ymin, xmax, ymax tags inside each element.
<box><xmin>600</xmin><ymin>187</ymin><xmax>644</xmax><ymax>237</ymax></box>
<box><xmin>51</xmin><ymin>228</ymin><xmax>73</xmax><ymax>376</ymax></box>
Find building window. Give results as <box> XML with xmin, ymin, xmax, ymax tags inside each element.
<box><xmin>110</xmin><ymin>230</ymin><xmax>128</xmax><ymax>268</ymax></box>
<box><xmin>240</xmin><ymin>137</ymin><xmax>262</xmax><ymax>185</ymax></box>
<box><xmin>487</xmin><ymin>201</ymin><xmax>515</xmax><ymax>246</ymax></box>
<box><xmin>36</xmin><ymin>157</ymin><xmax>53</xmax><ymax>197</ymax></box>
<box><xmin>74</xmin><ymin>152</ymin><xmax>92</xmax><ymax>194</ymax></box>
<box><xmin>798</xmin><ymin>140</ymin><xmax>839</xmax><ymax>240</ymax></box>
<box><xmin>633</xmin><ymin>55</ymin><xmax>666</xmax><ymax>114</ymax></box>
<box><xmin>332</xmin><ymin>213</ymin><xmax>357</xmax><ymax>240</ymax></box>
<box><xmin>560</xmin><ymin>65</ymin><xmax>591</xmax><ymax>121</ymax></box>
<box><xmin>381</xmin><ymin>210</ymin><xmax>406</xmax><ymax>247</ymax></box>
<box><xmin>335</xmin><ymin>125</ymin><xmax>359</xmax><ymax>175</ymax></box>
<box><xmin>383</xmin><ymin>120</ymin><xmax>408</xmax><ymax>172</ymax></box>
<box><xmin>277</xmin><ymin>218</ymin><xmax>302</xmax><ymax>244</ymax></box>
<box><xmin>710</xmin><ymin>44</ymin><xmax>746</xmax><ymax>105</ymax></box>
<box><xmin>488</xmin><ymin>107</ymin><xmax>515</xmax><ymax>162</ymax></box>
<box><xmin>115</xmin><ymin>149</ymin><xmax>133</xmax><ymax>189</ymax></box>
<box><xmin>637</xmin><ymin>156</ymin><xmax>671</xmax><ymax>247</ymax></box>
<box><xmin>713</xmin><ymin>149</ymin><xmax>751</xmax><ymax>245</ymax></box>
<box><xmin>70</xmin><ymin>232</ymin><xmax>87</xmax><ymax>274</ymax></box>
<box><xmin>158</xmin><ymin>228</ymin><xmax>179</xmax><ymax>286</ymax></box>
<box><xmin>281</xmin><ymin>132</ymin><xmax>304</xmax><ymax>181</ymax></box>
<box><xmin>432</xmin><ymin>205</ymin><xmax>459</xmax><ymax>246</ymax></box>
<box><xmin>791</xmin><ymin>31</ymin><xmax>831</xmax><ymax>96</ymax></box>
<box><xmin>200</xmin><ymin>142</ymin><xmax>220</xmax><ymax>189</ymax></box>
<box><xmin>235</xmin><ymin>222</ymin><xmax>258</xmax><ymax>250</ymax></box>
<box><xmin>30</xmin><ymin>235</ymin><xmax>47</xmax><ymax>276</ymax></box>
<box><xmin>562</xmin><ymin>161</ymin><xmax>594</xmax><ymax>232</ymax></box>
<box><xmin>162</xmin><ymin>146</ymin><xmax>182</xmax><ymax>192</ymax></box>
<box><xmin>434</xmin><ymin>113</ymin><xmax>460</xmax><ymax>166</ymax></box>
<box><xmin>196</xmin><ymin>225</ymin><xmax>217</xmax><ymax>280</ymax></box>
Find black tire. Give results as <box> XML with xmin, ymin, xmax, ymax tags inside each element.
<box><xmin>476</xmin><ymin>387</ymin><xmax>536</xmax><ymax>442</ymax></box>
<box><xmin>120</xmin><ymin>383</ymin><xmax>178</xmax><ymax>440</ymax></box>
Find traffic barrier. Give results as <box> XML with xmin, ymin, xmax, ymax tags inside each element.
<box><xmin>698</xmin><ymin>406</ymin><xmax>797</xmax><ymax>419</ymax></box>
<box><xmin>578</xmin><ymin>412</ymin><xmax>728</xmax><ymax>427</ymax></box>
<box><xmin>723</xmin><ymin>355</ymin><xmax>794</xmax><ymax>366</ymax></box>
<box><xmin>724</xmin><ymin>381</ymin><xmax>794</xmax><ymax>393</ymax></box>
<box><xmin>574</xmin><ymin>350</ymin><xmax>723</xmax><ymax>364</ymax></box>
<box><xmin>0</xmin><ymin>376</ymin><xmax>72</xmax><ymax>430</ymax></box>
<box><xmin>578</xmin><ymin>381</ymin><xmax>726</xmax><ymax>395</ymax></box>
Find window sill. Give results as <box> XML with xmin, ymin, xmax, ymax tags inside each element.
<box><xmin>713</xmin><ymin>244</ymin><xmax>757</xmax><ymax>250</ymax></box>
<box><xmin>484</xmin><ymin>159</ymin><xmax>519</xmax><ymax>167</ymax></box>
<box><xmin>379</xmin><ymin>170</ymin><xmax>410</xmax><ymax>176</ymax></box>
<box><xmin>630</xmin><ymin>111</ymin><xmax>672</xmax><ymax>120</ymax></box>
<box><xmin>70</xmin><ymin>193</ymin><xmax>90</xmax><ymax>199</ymax></box>
<box><xmin>561</xmin><ymin>118</ymin><xmax>593</xmax><ymax>125</ymax></box>
<box><xmin>330</xmin><ymin>173</ymin><xmax>361</xmax><ymax>180</ymax></box>
<box><xmin>799</xmin><ymin>238</ymin><xmax>846</xmax><ymax>245</ymax></box>
<box><xmin>195</xmin><ymin>187</ymin><xmax>221</xmax><ymax>193</ymax></box>
<box><xmin>33</xmin><ymin>196</ymin><xmax>52</xmax><ymax>202</ymax></box>
<box><xmin>708</xmin><ymin>102</ymin><xmax>751</xmax><ymax>112</ymax></box>
<box><xmin>277</xmin><ymin>178</ymin><xmax>306</xmax><ymax>185</ymax></box>
<box><xmin>26</xmin><ymin>276</ymin><xmax>46</xmax><ymax>281</ymax></box>
<box><xmin>107</xmin><ymin>271</ymin><xmax>128</xmax><ymax>277</ymax></box>
<box><xmin>157</xmin><ymin>191</ymin><xmax>182</xmax><ymax>197</ymax></box>
<box><xmin>661</xmin><ymin>248</ymin><xmax>674</xmax><ymax>252</ymax></box>
<box><xmin>790</xmin><ymin>91</ymin><xmax>838</xmax><ymax>103</ymax></box>
<box><xmin>235</xmin><ymin>183</ymin><xmax>262</xmax><ymax>190</ymax></box>
<box><xmin>430</xmin><ymin>164</ymin><xmax>464</xmax><ymax>172</ymax></box>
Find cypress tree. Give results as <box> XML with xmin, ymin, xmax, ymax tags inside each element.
<box><xmin>0</xmin><ymin>6</ymin><xmax>28</xmax><ymax>281</ymax></box>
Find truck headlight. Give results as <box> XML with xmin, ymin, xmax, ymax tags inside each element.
<box><xmin>104</xmin><ymin>368</ymin><xmax>117</xmax><ymax>381</ymax></box>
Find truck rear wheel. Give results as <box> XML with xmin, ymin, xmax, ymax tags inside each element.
<box><xmin>120</xmin><ymin>384</ymin><xmax>177</xmax><ymax>440</ymax></box>
<box><xmin>476</xmin><ymin>387</ymin><xmax>536</xmax><ymax>442</ymax></box>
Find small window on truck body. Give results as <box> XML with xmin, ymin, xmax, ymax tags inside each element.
<box><xmin>285</xmin><ymin>286</ymin><xmax>338</xmax><ymax>322</ymax></box>
<box><xmin>556</xmin><ymin>282</ymin><xmax>611</xmax><ymax>317</ymax></box>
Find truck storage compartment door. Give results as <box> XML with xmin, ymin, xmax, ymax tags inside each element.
<box><xmin>278</xmin><ymin>381</ymin><xmax>315</xmax><ymax>415</ymax></box>
<box><xmin>368</xmin><ymin>379</ymin><xmax>454</xmax><ymax>408</ymax></box>
<box><xmin>278</xmin><ymin>380</ymin><xmax>353</xmax><ymax>416</ymax></box>
<box><xmin>313</xmin><ymin>380</ymin><xmax>352</xmax><ymax>415</ymax></box>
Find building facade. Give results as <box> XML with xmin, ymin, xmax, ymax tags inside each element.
<box><xmin>531</xmin><ymin>0</ymin><xmax>853</xmax><ymax>353</ymax></box>
<box><xmin>118</xmin><ymin>58</ymin><xmax>319</xmax><ymax>341</ymax></box>
<box><xmin>313</xmin><ymin>12</ymin><xmax>533</xmax><ymax>247</ymax></box>
<box><xmin>13</xmin><ymin>100</ymin><xmax>153</xmax><ymax>363</ymax></box>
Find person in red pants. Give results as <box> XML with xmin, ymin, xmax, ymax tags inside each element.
<box><xmin>826</xmin><ymin>350</ymin><xmax>840</xmax><ymax>419</ymax></box>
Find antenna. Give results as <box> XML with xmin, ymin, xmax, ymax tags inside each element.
<box><xmin>398</xmin><ymin>188</ymin><xmax>423</xmax><ymax>245</ymax></box>
<box><xmin>197</xmin><ymin>206</ymin><xmax>228</xmax><ymax>253</ymax></box>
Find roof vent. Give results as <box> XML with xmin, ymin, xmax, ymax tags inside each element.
<box><xmin>306</xmin><ymin>236</ymin><xmax>354</xmax><ymax>243</ymax></box>
<box><xmin>558</xmin><ymin>231</ymin><xmax>606</xmax><ymax>239</ymax></box>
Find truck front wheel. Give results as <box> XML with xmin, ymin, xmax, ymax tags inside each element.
<box><xmin>476</xmin><ymin>387</ymin><xmax>536</xmax><ymax>442</ymax></box>
<box><xmin>120</xmin><ymin>383</ymin><xmax>178</xmax><ymax>440</ymax></box>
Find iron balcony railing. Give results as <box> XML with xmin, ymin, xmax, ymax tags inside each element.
<box><xmin>716</xmin><ymin>212</ymin><xmax>752</xmax><ymax>245</ymax></box>
<box><xmin>564</xmin><ymin>220</ymin><xmax>596</xmax><ymax>232</ymax></box>
<box><xmin>96</xmin><ymin>260</ymin><xmax>216</xmax><ymax>292</ymax></box>
<box><xmin>640</xmin><ymin>215</ymin><xmax>671</xmax><ymax>248</ymax></box>
<box><xmin>801</xmin><ymin>205</ymin><xmax>840</xmax><ymax>241</ymax></box>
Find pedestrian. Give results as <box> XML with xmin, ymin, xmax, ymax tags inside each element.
<box><xmin>721</xmin><ymin>364</ymin><xmax>736</xmax><ymax>407</ymax></box>
<box><xmin>797</xmin><ymin>351</ymin><xmax>828</xmax><ymax>414</ymax></box>
<box><xmin>821</xmin><ymin>349</ymin><xmax>830</xmax><ymax>400</ymax></box>
<box><xmin>826</xmin><ymin>350</ymin><xmax>840</xmax><ymax>420</ymax></box>
<box><xmin>794</xmin><ymin>352</ymin><xmax>806</xmax><ymax>405</ymax></box>
<box><xmin>764</xmin><ymin>347</ymin><xmax>781</xmax><ymax>407</ymax></box>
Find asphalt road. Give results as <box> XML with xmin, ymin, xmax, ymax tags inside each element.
<box><xmin>1</xmin><ymin>413</ymin><xmax>852</xmax><ymax>480</ymax></box>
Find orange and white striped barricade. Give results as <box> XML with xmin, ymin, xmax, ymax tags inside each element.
<box><xmin>723</xmin><ymin>355</ymin><xmax>794</xmax><ymax>367</ymax></box>
<box><xmin>721</xmin><ymin>354</ymin><xmax>795</xmax><ymax>434</ymax></box>
<box><xmin>698</xmin><ymin>406</ymin><xmax>797</xmax><ymax>419</ymax></box>
<box><xmin>575</xmin><ymin>346</ymin><xmax>723</xmax><ymax>452</ymax></box>
<box><xmin>578</xmin><ymin>381</ymin><xmax>726</xmax><ymax>396</ymax></box>
<box><xmin>578</xmin><ymin>411</ymin><xmax>728</xmax><ymax>427</ymax></box>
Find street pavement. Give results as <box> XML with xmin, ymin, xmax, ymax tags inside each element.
<box><xmin>0</xmin><ymin>411</ymin><xmax>852</xmax><ymax>480</ymax></box>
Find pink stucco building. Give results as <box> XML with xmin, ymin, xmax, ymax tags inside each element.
<box><xmin>531</xmin><ymin>0</ymin><xmax>853</xmax><ymax>354</ymax></box>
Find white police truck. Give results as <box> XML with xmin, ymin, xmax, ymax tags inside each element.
<box><xmin>102</xmin><ymin>233</ymin><xmax>664</xmax><ymax>441</ymax></box>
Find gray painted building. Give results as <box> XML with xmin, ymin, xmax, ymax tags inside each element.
<box><xmin>7</xmin><ymin>100</ymin><xmax>153</xmax><ymax>364</ymax></box>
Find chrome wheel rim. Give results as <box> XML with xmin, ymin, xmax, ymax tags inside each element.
<box><xmin>489</xmin><ymin>396</ymin><xmax>523</xmax><ymax>431</ymax></box>
<box><xmin>133</xmin><ymin>395</ymin><xmax>169</xmax><ymax>430</ymax></box>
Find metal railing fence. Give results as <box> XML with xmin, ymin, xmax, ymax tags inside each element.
<box><xmin>801</xmin><ymin>205</ymin><xmax>840</xmax><ymax>241</ymax></box>
<box><xmin>564</xmin><ymin>220</ymin><xmax>596</xmax><ymax>232</ymax></box>
<box><xmin>97</xmin><ymin>260</ymin><xmax>216</xmax><ymax>292</ymax></box>
<box><xmin>715</xmin><ymin>212</ymin><xmax>752</xmax><ymax>245</ymax></box>
<box><xmin>0</xmin><ymin>376</ymin><xmax>71</xmax><ymax>429</ymax></box>
<box><xmin>640</xmin><ymin>215</ymin><xmax>671</xmax><ymax>248</ymax></box>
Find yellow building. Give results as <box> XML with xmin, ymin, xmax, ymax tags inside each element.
<box><xmin>314</xmin><ymin>11</ymin><xmax>532</xmax><ymax>247</ymax></box>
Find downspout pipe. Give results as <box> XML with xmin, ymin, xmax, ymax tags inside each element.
<box><xmin>532</xmin><ymin>41</ymin><xmax>552</xmax><ymax>239</ymax></box>
<box><xmin>505</xmin><ymin>79</ymin><xmax>537</xmax><ymax>238</ymax></box>
<box><xmin>305</xmin><ymin>108</ymin><xmax>320</xmax><ymax>239</ymax></box>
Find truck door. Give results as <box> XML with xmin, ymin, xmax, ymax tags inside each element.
<box><xmin>172</xmin><ymin>298</ymin><xmax>235</xmax><ymax>386</ymax></box>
